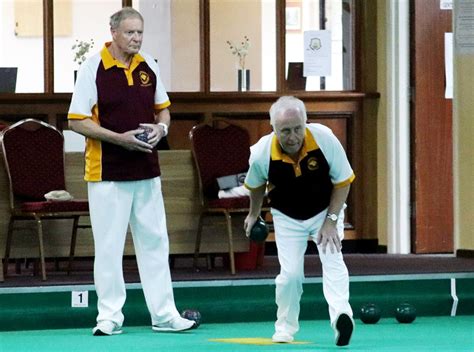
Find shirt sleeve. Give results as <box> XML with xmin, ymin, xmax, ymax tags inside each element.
<box><xmin>142</xmin><ymin>53</ymin><xmax>170</xmax><ymax>110</ymax></box>
<box><xmin>244</xmin><ymin>136</ymin><xmax>271</xmax><ymax>190</ymax></box>
<box><xmin>313</xmin><ymin>124</ymin><xmax>355</xmax><ymax>187</ymax></box>
<box><xmin>154</xmin><ymin>66</ymin><xmax>170</xmax><ymax>109</ymax></box>
<box><xmin>67</xmin><ymin>56</ymin><xmax>99</xmax><ymax>120</ymax></box>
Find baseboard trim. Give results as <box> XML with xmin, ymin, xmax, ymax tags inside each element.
<box><xmin>457</xmin><ymin>249</ymin><xmax>474</xmax><ymax>258</ymax></box>
<box><xmin>264</xmin><ymin>239</ymin><xmax>380</xmax><ymax>256</ymax></box>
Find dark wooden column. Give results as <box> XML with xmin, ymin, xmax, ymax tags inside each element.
<box><xmin>410</xmin><ymin>0</ymin><xmax>453</xmax><ymax>253</ymax></box>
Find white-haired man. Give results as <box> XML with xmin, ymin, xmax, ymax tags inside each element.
<box><xmin>68</xmin><ymin>7</ymin><xmax>195</xmax><ymax>336</ymax></box>
<box><xmin>244</xmin><ymin>96</ymin><xmax>355</xmax><ymax>346</ymax></box>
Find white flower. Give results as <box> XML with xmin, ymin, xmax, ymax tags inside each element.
<box><xmin>226</xmin><ymin>36</ymin><xmax>250</xmax><ymax>70</ymax></box>
<box><xmin>72</xmin><ymin>39</ymin><xmax>95</xmax><ymax>66</ymax></box>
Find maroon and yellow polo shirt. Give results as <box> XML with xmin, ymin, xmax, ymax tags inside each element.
<box><xmin>67</xmin><ymin>42</ymin><xmax>170</xmax><ymax>182</ymax></box>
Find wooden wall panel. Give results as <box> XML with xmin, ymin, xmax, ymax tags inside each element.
<box><xmin>411</xmin><ymin>1</ymin><xmax>453</xmax><ymax>253</ymax></box>
<box><xmin>0</xmin><ymin>150</ymin><xmax>249</xmax><ymax>262</ymax></box>
<box><xmin>0</xmin><ymin>93</ymin><xmax>370</xmax><ymax>267</ymax></box>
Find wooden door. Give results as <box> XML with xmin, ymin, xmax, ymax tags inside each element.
<box><xmin>410</xmin><ymin>1</ymin><xmax>453</xmax><ymax>253</ymax></box>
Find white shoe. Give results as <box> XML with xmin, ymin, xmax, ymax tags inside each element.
<box><xmin>334</xmin><ymin>313</ymin><xmax>354</xmax><ymax>346</ymax></box>
<box><xmin>92</xmin><ymin>320</ymin><xmax>123</xmax><ymax>336</ymax></box>
<box><xmin>272</xmin><ymin>331</ymin><xmax>294</xmax><ymax>343</ymax></box>
<box><xmin>152</xmin><ymin>316</ymin><xmax>196</xmax><ymax>332</ymax></box>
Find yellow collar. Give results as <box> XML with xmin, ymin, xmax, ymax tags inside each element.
<box><xmin>270</xmin><ymin>128</ymin><xmax>318</xmax><ymax>164</ymax></box>
<box><xmin>101</xmin><ymin>42</ymin><xmax>145</xmax><ymax>71</ymax></box>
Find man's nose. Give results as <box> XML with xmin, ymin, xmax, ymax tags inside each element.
<box><xmin>288</xmin><ymin>131</ymin><xmax>298</xmax><ymax>141</ymax></box>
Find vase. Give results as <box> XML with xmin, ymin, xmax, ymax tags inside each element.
<box><xmin>238</xmin><ymin>69</ymin><xmax>250</xmax><ymax>92</ymax></box>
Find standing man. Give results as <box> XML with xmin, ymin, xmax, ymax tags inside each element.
<box><xmin>244</xmin><ymin>96</ymin><xmax>355</xmax><ymax>346</ymax></box>
<box><xmin>68</xmin><ymin>7</ymin><xmax>195</xmax><ymax>336</ymax></box>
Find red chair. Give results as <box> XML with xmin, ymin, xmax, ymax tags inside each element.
<box><xmin>0</xmin><ymin>119</ymin><xmax>90</xmax><ymax>281</ymax></box>
<box><xmin>189</xmin><ymin>119</ymin><xmax>267</xmax><ymax>275</ymax></box>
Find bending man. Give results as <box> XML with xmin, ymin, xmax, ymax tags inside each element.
<box><xmin>244</xmin><ymin>96</ymin><xmax>355</xmax><ymax>346</ymax></box>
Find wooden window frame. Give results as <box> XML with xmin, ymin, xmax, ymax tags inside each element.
<box><xmin>40</xmin><ymin>0</ymin><xmax>360</xmax><ymax>95</ymax></box>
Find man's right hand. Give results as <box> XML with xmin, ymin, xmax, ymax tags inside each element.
<box><xmin>119</xmin><ymin>129</ymin><xmax>154</xmax><ymax>153</ymax></box>
<box><xmin>244</xmin><ymin>214</ymin><xmax>259</xmax><ymax>238</ymax></box>
<box><xmin>69</xmin><ymin>119</ymin><xmax>154</xmax><ymax>153</ymax></box>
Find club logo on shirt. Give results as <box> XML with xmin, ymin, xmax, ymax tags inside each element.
<box><xmin>139</xmin><ymin>71</ymin><xmax>151</xmax><ymax>86</ymax></box>
<box><xmin>307</xmin><ymin>157</ymin><xmax>319</xmax><ymax>171</ymax></box>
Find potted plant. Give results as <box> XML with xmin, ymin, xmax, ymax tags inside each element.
<box><xmin>226</xmin><ymin>36</ymin><xmax>251</xmax><ymax>91</ymax></box>
<box><xmin>72</xmin><ymin>39</ymin><xmax>94</xmax><ymax>82</ymax></box>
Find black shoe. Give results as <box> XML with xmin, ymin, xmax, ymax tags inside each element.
<box><xmin>335</xmin><ymin>313</ymin><xmax>354</xmax><ymax>346</ymax></box>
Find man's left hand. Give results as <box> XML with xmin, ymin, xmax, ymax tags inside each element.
<box><xmin>139</xmin><ymin>123</ymin><xmax>166</xmax><ymax>147</ymax></box>
<box><xmin>316</xmin><ymin>220</ymin><xmax>342</xmax><ymax>254</ymax></box>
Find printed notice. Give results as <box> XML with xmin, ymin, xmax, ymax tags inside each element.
<box><xmin>455</xmin><ymin>0</ymin><xmax>474</xmax><ymax>54</ymax></box>
<box><xmin>440</xmin><ymin>0</ymin><xmax>453</xmax><ymax>10</ymax></box>
<box><xmin>445</xmin><ymin>33</ymin><xmax>453</xmax><ymax>99</ymax></box>
<box><xmin>303</xmin><ymin>30</ymin><xmax>331</xmax><ymax>77</ymax></box>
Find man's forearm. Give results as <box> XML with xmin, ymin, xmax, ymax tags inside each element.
<box><xmin>248</xmin><ymin>186</ymin><xmax>266</xmax><ymax>217</ymax></box>
<box><xmin>69</xmin><ymin>118</ymin><xmax>120</xmax><ymax>144</ymax></box>
<box><xmin>154</xmin><ymin>108</ymin><xmax>171</xmax><ymax>126</ymax></box>
<box><xmin>327</xmin><ymin>184</ymin><xmax>351</xmax><ymax>215</ymax></box>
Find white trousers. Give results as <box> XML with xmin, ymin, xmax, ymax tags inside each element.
<box><xmin>272</xmin><ymin>207</ymin><xmax>353</xmax><ymax>336</ymax></box>
<box><xmin>88</xmin><ymin>177</ymin><xmax>179</xmax><ymax>328</ymax></box>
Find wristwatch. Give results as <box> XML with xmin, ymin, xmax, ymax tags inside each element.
<box><xmin>326</xmin><ymin>213</ymin><xmax>338</xmax><ymax>222</ymax></box>
<box><xmin>157</xmin><ymin>122</ymin><xmax>168</xmax><ymax>136</ymax></box>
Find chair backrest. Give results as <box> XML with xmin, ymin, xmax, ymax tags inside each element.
<box><xmin>189</xmin><ymin>120</ymin><xmax>250</xmax><ymax>200</ymax></box>
<box><xmin>0</xmin><ymin>119</ymin><xmax>66</xmax><ymax>203</ymax></box>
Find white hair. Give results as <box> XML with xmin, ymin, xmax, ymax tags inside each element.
<box><xmin>110</xmin><ymin>7</ymin><xmax>143</xmax><ymax>30</ymax></box>
<box><xmin>269</xmin><ymin>96</ymin><xmax>307</xmax><ymax>127</ymax></box>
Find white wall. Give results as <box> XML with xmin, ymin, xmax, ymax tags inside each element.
<box><xmin>55</xmin><ymin>1</ymin><xmax>119</xmax><ymax>93</ymax></box>
<box><xmin>0</xmin><ymin>0</ymin><xmax>170</xmax><ymax>93</ymax></box>
<box><xmin>139</xmin><ymin>0</ymin><xmax>171</xmax><ymax>88</ymax></box>
<box><xmin>261</xmin><ymin>0</ymin><xmax>276</xmax><ymax>91</ymax></box>
<box><xmin>0</xmin><ymin>0</ymin><xmax>44</xmax><ymax>92</ymax></box>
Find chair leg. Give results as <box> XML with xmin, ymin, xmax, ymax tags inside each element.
<box><xmin>33</xmin><ymin>259</ymin><xmax>40</xmax><ymax>276</ymax></box>
<box><xmin>0</xmin><ymin>256</ymin><xmax>4</xmax><ymax>282</ymax></box>
<box><xmin>169</xmin><ymin>255</ymin><xmax>175</xmax><ymax>269</ymax></box>
<box><xmin>3</xmin><ymin>217</ymin><xmax>15</xmax><ymax>279</ymax></box>
<box><xmin>68</xmin><ymin>216</ymin><xmax>80</xmax><ymax>275</ymax></box>
<box><xmin>193</xmin><ymin>214</ymin><xmax>204</xmax><ymax>271</ymax></box>
<box><xmin>54</xmin><ymin>258</ymin><xmax>60</xmax><ymax>271</ymax></box>
<box><xmin>206</xmin><ymin>254</ymin><xmax>213</xmax><ymax>270</ymax></box>
<box><xmin>34</xmin><ymin>216</ymin><xmax>47</xmax><ymax>281</ymax></box>
<box><xmin>15</xmin><ymin>259</ymin><xmax>22</xmax><ymax>274</ymax></box>
<box><xmin>224</xmin><ymin>211</ymin><xmax>236</xmax><ymax>275</ymax></box>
